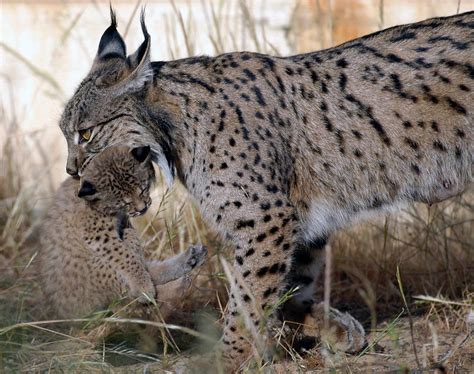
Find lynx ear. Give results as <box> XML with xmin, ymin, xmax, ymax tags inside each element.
<box><xmin>131</xmin><ymin>146</ymin><xmax>151</xmax><ymax>163</ymax></box>
<box><xmin>93</xmin><ymin>8</ymin><xmax>153</xmax><ymax>93</ymax></box>
<box><xmin>95</xmin><ymin>7</ymin><xmax>126</xmax><ymax>62</ymax></box>
<box><xmin>117</xmin><ymin>9</ymin><xmax>153</xmax><ymax>93</ymax></box>
<box><xmin>78</xmin><ymin>180</ymin><xmax>97</xmax><ymax>198</ymax></box>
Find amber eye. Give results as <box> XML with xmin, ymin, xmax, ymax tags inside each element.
<box><xmin>79</xmin><ymin>128</ymin><xmax>92</xmax><ymax>143</ymax></box>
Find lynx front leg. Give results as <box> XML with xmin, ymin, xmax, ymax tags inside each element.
<box><xmin>218</xmin><ymin>202</ymin><xmax>298</xmax><ymax>370</ymax></box>
<box><xmin>105</xmin><ymin>228</ymin><xmax>156</xmax><ymax>303</ymax></box>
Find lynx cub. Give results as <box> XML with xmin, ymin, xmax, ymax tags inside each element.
<box><xmin>38</xmin><ymin>145</ymin><xmax>207</xmax><ymax>318</ymax></box>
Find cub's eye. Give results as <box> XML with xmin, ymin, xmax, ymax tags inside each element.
<box><xmin>78</xmin><ymin>128</ymin><xmax>92</xmax><ymax>143</ymax></box>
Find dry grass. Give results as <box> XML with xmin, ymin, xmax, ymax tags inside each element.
<box><xmin>1</xmin><ymin>0</ymin><xmax>473</xmax><ymax>372</ymax></box>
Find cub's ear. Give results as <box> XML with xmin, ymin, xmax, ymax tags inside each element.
<box><xmin>95</xmin><ymin>7</ymin><xmax>126</xmax><ymax>62</ymax></box>
<box><xmin>78</xmin><ymin>181</ymin><xmax>97</xmax><ymax>198</ymax></box>
<box><xmin>131</xmin><ymin>146</ymin><xmax>151</xmax><ymax>163</ymax></box>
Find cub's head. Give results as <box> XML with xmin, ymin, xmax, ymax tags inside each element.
<box><xmin>59</xmin><ymin>8</ymin><xmax>175</xmax><ymax>185</ymax></box>
<box><xmin>77</xmin><ymin>145</ymin><xmax>154</xmax><ymax>217</ymax></box>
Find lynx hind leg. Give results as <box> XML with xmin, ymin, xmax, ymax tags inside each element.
<box><xmin>282</xmin><ymin>237</ymin><xmax>327</xmax><ymax>322</ymax></box>
<box><xmin>147</xmin><ymin>244</ymin><xmax>207</xmax><ymax>285</ymax></box>
<box><xmin>282</xmin><ymin>236</ymin><xmax>366</xmax><ymax>354</ymax></box>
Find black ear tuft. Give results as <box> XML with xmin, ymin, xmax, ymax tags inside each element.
<box><xmin>131</xmin><ymin>146</ymin><xmax>150</xmax><ymax>163</ymax></box>
<box><xmin>78</xmin><ymin>181</ymin><xmax>97</xmax><ymax>198</ymax></box>
<box><xmin>140</xmin><ymin>7</ymin><xmax>150</xmax><ymax>40</ymax></box>
<box><xmin>126</xmin><ymin>8</ymin><xmax>151</xmax><ymax>69</ymax></box>
<box><xmin>97</xmin><ymin>6</ymin><xmax>126</xmax><ymax>60</ymax></box>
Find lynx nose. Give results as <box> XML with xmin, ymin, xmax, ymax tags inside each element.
<box><xmin>66</xmin><ymin>154</ymin><xmax>79</xmax><ymax>177</ymax></box>
<box><xmin>66</xmin><ymin>166</ymin><xmax>79</xmax><ymax>178</ymax></box>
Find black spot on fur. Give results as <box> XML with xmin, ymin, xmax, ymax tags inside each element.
<box><xmin>386</xmin><ymin>53</ymin><xmax>403</xmax><ymax>63</ymax></box>
<box><xmin>411</xmin><ymin>163</ymin><xmax>421</xmax><ymax>175</ymax></box>
<box><xmin>243</xmin><ymin>68</ymin><xmax>256</xmax><ymax>81</ymax></box>
<box><xmin>446</xmin><ymin>97</ymin><xmax>467</xmax><ymax>115</ymax></box>
<box><xmin>404</xmin><ymin>137</ymin><xmax>419</xmax><ymax>150</ymax></box>
<box><xmin>263</xmin><ymin>288</ymin><xmax>272</xmax><ymax>298</ymax></box>
<box><xmin>390</xmin><ymin>73</ymin><xmax>403</xmax><ymax>90</ymax></box>
<box><xmin>433</xmin><ymin>140</ymin><xmax>447</xmax><ymax>152</ymax></box>
<box><xmin>236</xmin><ymin>220</ymin><xmax>255</xmax><ymax>229</ymax></box>
<box><xmin>251</xmin><ymin>86</ymin><xmax>267</xmax><ymax>106</ymax></box>
<box><xmin>390</xmin><ymin>31</ymin><xmax>416</xmax><ymax>42</ymax></box>
<box><xmin>245</xmin><ymin>248</ymin><xmax>255</xmax><ymax>257</ymax></box>
<box><xmin>336</xmin><ymin>58</ymin><xmax>348</xmax><ymax>68</ymax></box>
<box><xmin>431</xmin><ymin>121</ymin><xmax>440</xmax><ymax>132</ymax></box>
<box><xmin>274</xmin><ymin>236</ymin><xmax>284</xmax><ymax>246</ymax></box>
<box><xmin>256</xmin><ymin>233</ymin><xmax>267</xmax><ymax>242</ymax></box>
<box><xmin>339</xmin><ymin>72</ymin><xmax>348</xmax><ymax>90</ymax></box>
<box><xmin>257</xmin><ymin>266</ymin><xmax>269</xmax><ymax>277</ymax></box>
<box><xmin>323</xmin><ymin>116</ymin><xmax>333</xmax><ymax>132</ymax></box>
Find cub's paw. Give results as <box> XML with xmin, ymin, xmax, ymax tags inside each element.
<box><xmin>184</xmin><ymin>244</ymin><xmax>208</xmax><ymax>271</ymax></box>
<box><xmin>301</xmin><ymin>302</ymin><xmax>366</xmax><ymax>353</ymax></box>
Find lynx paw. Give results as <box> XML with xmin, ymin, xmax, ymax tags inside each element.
<box><xmin>300</xmin><ymin>302</ymin><xmax>366</xmax><ymax>353</ymax></box>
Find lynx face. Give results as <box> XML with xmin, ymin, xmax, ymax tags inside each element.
<box><xmin>78</xmin><ymin>145</ymin><xmax>154</xmax><ymax>217</ymax></box>
<box><xmin>59</xmin><ymin>10</ymin><xmax>175</xmax><ymax>186</ymax></box>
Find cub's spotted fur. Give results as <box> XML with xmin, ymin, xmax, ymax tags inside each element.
<box><xmin>59</xmin><ymin>9</ymin><xmax>473</xmax><ymax>370</ymax></box>
<box><xmin>39</xmin><ymin>145</ymin><xmax>207</xmax><ymax>318</ymax></box>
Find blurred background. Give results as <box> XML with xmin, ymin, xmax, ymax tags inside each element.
<box><xmin>1</xmin><ymin>1</ymin><xmax>473</xmax><ymax>372</ymax></box>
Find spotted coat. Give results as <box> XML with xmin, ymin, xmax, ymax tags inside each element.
<box><xmin>39</xmin><ymin>145</ymin><xmax>207</xmax><ymax>318</ymax></box>
<box><xmin>59</xmin><ymin>10</ymin><xmax>473</xmax><ymax>370</ymax></box>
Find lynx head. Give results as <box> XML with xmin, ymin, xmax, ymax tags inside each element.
<box><xmin>59</xmin><ymin>8</ymin><xmax>175</xmax><ymax>185</ymax></box>
<box><xmin>78</xmin><ymin>145</ymin><xmax>154</xmax><ymax>217</ymax></box>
